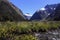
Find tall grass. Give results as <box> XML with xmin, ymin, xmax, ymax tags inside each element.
<box><xmin>0</xmin><ymin>21</ymin><xmax>60</xmax><ymax>40</ymax></box>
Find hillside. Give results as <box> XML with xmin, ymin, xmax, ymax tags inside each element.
<box><xmin>0</xmin><ymin>0</ymin><xmax>26</xmax><ymax>21</ymax></box>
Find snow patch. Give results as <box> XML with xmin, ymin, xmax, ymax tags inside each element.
<box><xmin>40</xmin><ymin>8</ymin><xmax>46</xmax><ymax>10</ymax></box>
<box><xmin>25</xmin><ymin>13</ymin><xmax>32</xmax><ymax>16</ymax></box>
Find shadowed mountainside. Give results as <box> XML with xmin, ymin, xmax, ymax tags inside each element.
<box><xmin>0</xmin><ymin>0</ymin><xmax>26</xmax><ymax>21</ymax></box>
<box><xmin>30</xmin><ymin>4</ymin><xmax>60</xmax><ymax>21</ymax></box>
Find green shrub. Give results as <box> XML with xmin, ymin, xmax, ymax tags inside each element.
<box><xmin>14</xmin><ymin>34</ymin><xmax>37</xmax><ymax>40</ymax></box>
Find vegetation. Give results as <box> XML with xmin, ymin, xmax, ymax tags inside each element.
<box><xmin>0</xmin><ymin>21</ymin><xmax>60</xmax><ymax>40</ymax></box>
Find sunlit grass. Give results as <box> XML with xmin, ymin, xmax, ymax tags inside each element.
<box><xmin>0</xmin><ymin>21</ymin><xmax>60</xmax><ymax>40</ymax></box>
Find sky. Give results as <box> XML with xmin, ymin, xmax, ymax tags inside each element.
<box><xmin>9</xmin><ymin>0</ymin><xmax>60</xmax><ymax>15</ymax></box>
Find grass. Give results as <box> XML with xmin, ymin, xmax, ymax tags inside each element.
<box><xmin>0</xmin><ymin>21</ymin><xmax>60</xmax><ymax>40</ymax></box>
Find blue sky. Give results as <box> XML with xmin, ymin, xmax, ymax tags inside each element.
<box><xmin>10</xmin><ymin>0</ymin><xmax>60</xmax><ymax>15</ymax></box>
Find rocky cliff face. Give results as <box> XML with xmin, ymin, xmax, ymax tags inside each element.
<box><xmin>0</xmin><ymin>0</ymin><xmax>26</xmax><ymax>21</ymax></box>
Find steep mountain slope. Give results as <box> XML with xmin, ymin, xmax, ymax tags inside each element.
<box><xmin>30</xmin><ymin>9</ymin><xmax>47</xmax><ymax>21</ymax></box>
<box><xmin>30</xmin><ymin>7</ymin><xmax>52</xmax><ymax>21</ymax></box>
<box><xmin>30</xmin><ymin>4</ymin><xmax>58</xmax><ymax>21</ymax></box>
<box><xmin>46</xmin><ymin>4</ymin><xmax>60</xmax><ymax>21</ymax></box>
<box><xmin>54</xmin><ymin>4</ymin><xmax>60</xmax><ymax>21</ymax></box>
<box><xmin>0</xmin><ymin>0</ymin><xmax>26</xmax><ymax>21</ymax></box>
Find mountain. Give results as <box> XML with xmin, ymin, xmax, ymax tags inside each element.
<box><xmin>24</xmin><ymin>13</ymin><xmax>32</xmax><ymax>20</ymax></box>
<box><xmin>30</xmin><ymin>10</ymin><xmax>42</xmax><ymax>21</ymax></box>
<box><xmin>0</xmin><ymin>0</ymin><xmax>26</xmax><ymax>21</ymax></box>
<box><xmin>30</xmin><ymin>4</ymin><xmax>58</xmax><ymax>21</ymax></box>
<box><xmin>30</xmin><ymin>7</ymin><xmax>52</xmax><ymax>21</ymax></box>
<box><xmin>54</xmin><ymin>4</ymin><xmax>60</xmax><ymax>21</ymax></box>
<box><xmin>46</xmin><ymin>4</ymin><xmax>60</xmax><ymax>21</ymax></box>
<box><xmin>47</xmin><ymin>4</ymin><xmax>60</xmax><ymax>21</ymax></box>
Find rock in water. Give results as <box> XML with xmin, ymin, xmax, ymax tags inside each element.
<box><xmin>0</xmin><ymin>0</ymin><xmax>26</xmax><ymax>21</ymax></box>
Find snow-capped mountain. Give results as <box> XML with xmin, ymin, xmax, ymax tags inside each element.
<box><xmin>24</xmin><ymin>13</ymin><xmax>32</xmax><ymax>20</ymax></box>
<box><xmin>30</xmin><ymin>4</ymin><xmax>58</xmax><ymax>21</ymax></box>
